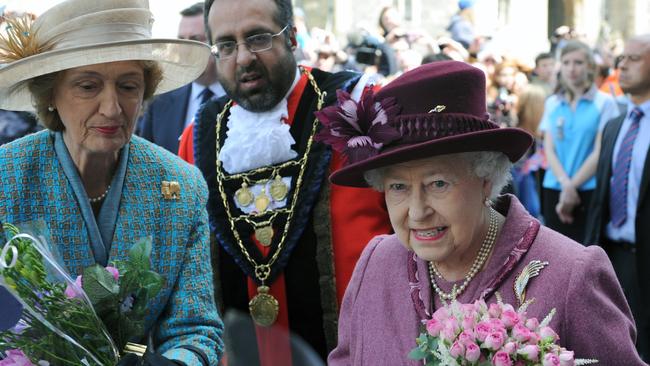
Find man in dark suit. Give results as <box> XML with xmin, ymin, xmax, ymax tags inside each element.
<box><xmin>137</xmin><ymin>2</ymin><xmax>224</xmax><ymax>153</ymax></box>
<box><xmin>586</xmin><ymin>34</ymin><xmax>650</xmax><ymax>361</ymax></box>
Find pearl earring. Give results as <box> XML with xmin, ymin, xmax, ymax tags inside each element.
<box><xmin>484</xmin><ymin>197</ymin><xmax>492</xmax><ymax>207</ymax></box>
<box><xmin>47</xmin><ymin>106</ymin><xmax>55</xmax><ymax>112</ymax></box>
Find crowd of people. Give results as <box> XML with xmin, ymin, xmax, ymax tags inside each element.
<box><xmin>0</xmin><ymin>0</ymin><xmax>648</xmax><ymax>365</ymax></box>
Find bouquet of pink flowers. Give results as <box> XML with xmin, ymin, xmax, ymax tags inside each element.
<box><xmin>0</xmin><ymin>222</ymin><xmax>163</xmax><ymax>365</ymax></box>
<box><xmin>409</xmin><ymin>295</ymin><xmax>598</xmax><ymax>366</ymax></box>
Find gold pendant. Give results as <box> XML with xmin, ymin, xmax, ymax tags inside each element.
<box><xmin>249</xmin><ymin>285</ymin><xmax>279</xmax><ymax>327</ymax></box>
<box><xmin>235</xmin><ymin>183</ymin><xmax>254</xmax><ymax>207</ymax></box>
<box><xmin>255</xmin><ymin>188</ymin><xmax>271</xmax><ymax>212</ymax></box>
<box><xmin>254</xmin><ymin>226</ymin><xmax>274</xmax><ymax>246</ymax></box>
<box><xmin>269</xmin><ymin>175</ymin><xmax>289</xmax><ymax>201</ymax></box>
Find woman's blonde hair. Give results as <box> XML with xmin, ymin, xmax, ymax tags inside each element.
<box><xmin>516</xmin><ymin>84</ymin><xmax>547</xmax><ymax>138</ymax></box>
<box><xmin>28</xmin><ymin>61</ymin><xmax>163</xmax><ymax>131</ymax></box>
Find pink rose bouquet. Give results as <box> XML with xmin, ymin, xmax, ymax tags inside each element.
<box><xmin>409</xmin><ymin>295</ymin><xmax>598</xmax><ymax>365</ymax></box>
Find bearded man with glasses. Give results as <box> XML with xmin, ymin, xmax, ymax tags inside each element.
<box><xmin>177</xmin><ymin>0</ymin><xmax>391</xmax><ymax>364</ymax></box>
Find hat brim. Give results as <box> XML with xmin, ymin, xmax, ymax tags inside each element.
<box><xmin>330</xmin><ymin>127</ymin><xmax>533</xmax><ymax>187</ymax></box>
<box><xmin>0</xmin><ymin>38</ymin><xmax>210</xmax><ymax>111</ymax></box>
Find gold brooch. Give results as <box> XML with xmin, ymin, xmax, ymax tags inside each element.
<box><xmin>161</xmin><ymin>181</ymin><xmax>180</xmax><ymax>200</ymax></box>
<box><xmin>428</xmin><ymin>105</ymin><xmax>446</xmax><ymax>113</ymax></box>
<box><xmin>514</xmin><ymin>260</ymin><xmax>549</xmax><ymax>305</ymax></box>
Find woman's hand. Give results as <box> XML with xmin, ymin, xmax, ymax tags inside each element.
<box><xmin>556</xmin><ymin>182</ymin><xmax>581</xmax><ymax>223</ymax></box>
<box><xmin>555</xmin><ymin>200</ymin><xmax>576</xmax><ymax>224</ymax></box>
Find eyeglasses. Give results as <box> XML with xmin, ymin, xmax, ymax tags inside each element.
<box><xmin>211</xmin><ymin>25</ymin><xmax>289</xmax><ymax>60</ymax></box>
<box><xmin>615</xmin><ymin>54</ymin><xmax>642</xmax><ymax>67</ymax></box>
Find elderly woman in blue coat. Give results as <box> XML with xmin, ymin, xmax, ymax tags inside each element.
<box><xmin>316</xmin><ymin>61</ymin><xmax>644</xmax><ymax>365</ymax></box>
<box><xmin>0</xmin><ymin>1</ymin><xmax>222</xmax><ymax>365</ymax></box>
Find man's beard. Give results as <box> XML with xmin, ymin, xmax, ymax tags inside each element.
<box><xmin>220</xmin><ymin>53</ymin><xmax>297</xmax><ymax>112</ymax></box>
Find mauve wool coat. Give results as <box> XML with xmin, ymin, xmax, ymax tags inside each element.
<box><xmin>329</xmin><ymin>195</ymin><xmax>646</xmax><ymax>365</ymax></box>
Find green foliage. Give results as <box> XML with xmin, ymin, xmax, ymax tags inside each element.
<box><xmin>0</xmin><ymin>223</ymin><xmax>119</xmax><ymax>365</ymax></box>
<box><xmin>408</xmin><ymin>333</ymin><xmax>441</xmax><ymax>365</ymax></box>
<box><xmin>83</xmin><ymin>236</ymin><xmax>164</xmax><ymax>352</ymax></box>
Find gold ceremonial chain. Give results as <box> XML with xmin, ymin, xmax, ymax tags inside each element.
<box><xmin>214</xmin><ymin>67</ymin><xmax>325</xmax><ymax>326</ymax></box>
<box><xmin>428</xmin><ymin>207</ymin><xmax>498</xmax><ymax>305</ymax></box>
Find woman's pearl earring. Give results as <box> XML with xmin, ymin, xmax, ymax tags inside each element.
<box><xmin>47</xmin><ymin>106</ymin><xmax>55</xmax><ymax>112</ymax></box>
<box><xmin>484</xmin><ymin>197</ymin><xmax>492</xmax><ymax>207</ymax></box>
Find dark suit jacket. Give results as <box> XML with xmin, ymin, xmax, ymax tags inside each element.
<box><xmin>585</xmin><ymin>111</ymin><xmax>650</xmax><ymax>297</ymax></box>
<box><xmin>137</xmin><ymin>84</ymin><xmax>191</xmax><ymax>153</ymax></box>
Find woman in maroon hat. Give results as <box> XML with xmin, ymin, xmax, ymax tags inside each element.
<box><xmin>317</xmin><ymin>61</ymin><xmax>644</xmax><ymax>365</ymax></box>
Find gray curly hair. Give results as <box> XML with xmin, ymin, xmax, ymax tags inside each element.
<box><xmin>363</xmin><ymin>151</ymin><xmax>512</xmax><ymax>200</ymax></box>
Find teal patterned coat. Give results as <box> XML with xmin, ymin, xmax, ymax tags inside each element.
<box><xmin>0</xmin><ymin>131</ymin><xmax>223</xmax><ymax>365</ymax></box>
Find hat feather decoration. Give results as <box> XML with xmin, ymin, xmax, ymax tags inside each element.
<box><xmin>0</xmin><ymin>15</ymin><xmax>49</xmax><ymax>63</ymax></box>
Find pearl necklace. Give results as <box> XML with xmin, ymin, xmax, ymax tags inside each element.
<box><xmin>88</xmin><ymin>185</ymin><xmax>111</xmax><ymax>203</ymax></box>
<box><xmin>428</xmin><ymin>207</ymin><xmax>498</xmax><ymax>304</ymax></box>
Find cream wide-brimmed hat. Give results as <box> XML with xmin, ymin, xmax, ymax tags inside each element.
<box><xmin>0</xmin><ymin>0</ymin><xmax>211</xmax><ymax>111</ymax></box>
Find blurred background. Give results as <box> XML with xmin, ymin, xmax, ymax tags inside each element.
<box><xmin>3</xmin><ymin>0</ymin><xmax>649</xmax><ymax>65</ymax></box>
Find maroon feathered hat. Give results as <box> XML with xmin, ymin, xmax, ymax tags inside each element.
<box><xmin>314</xmin><ymin>60</ymin><xmax>533</xmax><ymax>187</ymax></box>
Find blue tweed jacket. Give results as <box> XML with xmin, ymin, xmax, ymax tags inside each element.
<box><xmin>0</xmin><ymin>131</ymin><xmax>223</xmax><ymax>365</ymax></box>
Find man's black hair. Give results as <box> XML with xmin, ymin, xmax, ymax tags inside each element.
<box><xmin>181</xmin><ymin>2</ymin><xmax>205</xmax><ymax>17</ymax></box>
<box><xmin>534</xmin><ymin>52</ymin><xmax>554</xmax><ymax>66</ymax></box>
<box><xmin>204</xmin><ymin>0</ymin><xmax>294</xmax><ymax>45</ymax></box>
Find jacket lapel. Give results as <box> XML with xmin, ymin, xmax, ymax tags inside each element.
<box><xmin>602</xmin><ymin>114</ymin><xmax>626</xmax><ymax>188</ymax></box>
<box><xmin>638</xmin><ymin>142</ymin><xmax>650</xmax><ymax>209</ymax></box>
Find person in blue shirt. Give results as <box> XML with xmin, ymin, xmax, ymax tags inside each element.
<box><xmin>539</xmin><ymin>40</ymin><xmax>619</xmax><ymax>242</ymax></box>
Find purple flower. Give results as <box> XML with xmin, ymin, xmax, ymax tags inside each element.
<box><xmin>0</xmin><ymin>349</ymin><xmax>36</xmax><ymax>366</ymax></box>
<box><xmin>10</xmin><ymin>320</ymin><xmax>29</xmax><ymax>335</ymax></box>
<box><xmin>63</xmin><ymin>275</ymin><xmax>83</xmax><ymax>299</ymax></box>
<box><xmin>105</xmin><ymin>266</ymin><xmax>120</xmax><ymax>281</ymax></box>
<box><xmin>120</xmin><ymin>294</ymin><xmax>135</xmax><ymax>314</ymax></box>
<box><xmin>314</xmin><ymin>89</ymin><xmax>401</xmax><ymax>163</ymax></box>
